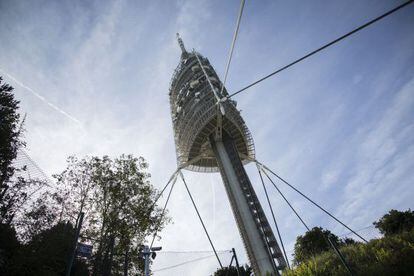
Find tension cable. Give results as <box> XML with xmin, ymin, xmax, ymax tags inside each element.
<box><xmin>228</xmin><ymin>0</ymin><xmax>414</xmax><ymax>98</ymax></box>
<box><xmin>179</xmin><ymin>171</ymin><xmax>224</xmax><ymax>268</ymax></box>
<box><xmin>257</xmin><ymin>161</ymin><xmax>368</xmax><ymax>243</ymax></box>
<box><xmin>256</xmin><ymin>164</ymin><xmax>290</xmax><ymax>269</ymax></box>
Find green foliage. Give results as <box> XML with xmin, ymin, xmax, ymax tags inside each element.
<box><xmin>285</xmin><ymin>229</ymin><xmax>414</xmax><ymax>276</ymax></box>
<box><xmin>0</xmin><ymin>77</ymin><xmax>28</xmax><ymax>225</ymax></box>
<box><xmin>373</xmin><ymin>209</ymin><xmax>414</xmax><ymax>236</ymax></box>
<box><xmin>0</xmin><ymin>222</ymin><xmax>88</xmax><ymax>276</ymax></box>
<box><xmin>213</xmin><ymin>265</ymin><xmax>252</xmax><ymax>276</ymax></box>
<box><xmin>0</xmin><ymin>77</ymin><xmax>23</xmax><ymax>187</ymax></box>
<box><xmin>0</xmin><ymin>176</ymin><xmax>30</xmax><ymax>225</ymax></box>
<box><xmin>1</xmin><ymin>152</ymin><xmax>168</xmax><ymax>275</ymax></box>
<box><xmin>18</xmin><ymin>222</ymin><xmax>88</xmax><ymax>276</ymax></box>
<box><xmin>342</xmin><ymin>237</ymin><xmax>359</xmax><ymax>246</ymax></box>
<box><xmin>293</xmin><ymin>227</ymin><xmax>344</xmax><ymax>265</ymax></box>
<box><xmin>53</xmin><ymin>155</ymin><xmax>168</xmax><ymax>275</ymax></box>
<box><xmin>16</xmin><ymin>190</ymin><xmax>61</xmax><ymax>242</ymax></box>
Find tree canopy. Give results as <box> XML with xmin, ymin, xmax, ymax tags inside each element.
<box><xmin>0</xmin><ymin>77</ymin><xmax>27</xmax><ymax>225</ymax></box>
<box><xmin>293</xmin><ymin>226</ymin><xmax>346</xmax><ymax>264</ymax></box>
<box><xmin>0</xmin><ymin>154</ymin><xmax>169</xmax><ymax>275</ymax></box>
<box><xmin>0</xmin><ymin>77</ymin><xmax>23</xmax><ymax>188</ymax></box>
<box><xmin>373</xmin><ymin>209</ymin><xmax>414</xmax><ymax>236</ymax></box>
<box><xmin>54</xmin><ymin>154</ymin><xmax>169</xmax><ymax>275</ymax></box>
<box><xmin>213</xmin><ymin>264</ymin><xmax>252</xmax><ymax>276</ymax></box>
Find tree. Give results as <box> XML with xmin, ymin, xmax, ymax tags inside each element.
<box><xmin>342</xmin><ymin>237</ymin><xmax>359</xmax><ymax>246</ymax></box>
<box><xmin>0</xmin><ymin>76</ymin><xmax>24</xmax><ymax>189</ymax></box>
<box><xmin>53</xmin><ymin>156</ymin><xmax>96</xmax><ymax>226</ymax></box>
<box><xmin>0</xmin><ymin>77</ymin><xmax>52</xmax><ymax>233</ymax></box>
<box><xmin>293</xmin><ymin>227</ymin><xmax>343</xmax><ymax>264</ymax></box>
<box><xmin>374</xmin><ymin>209</ymin><xmax>414</xmax><ymax>236</ymax></box>
<box><xmin>213</xmin><ymin>265</ymin><xmax>252</xmax><ymax>276</ymax></box>
<box><xmin>53</xmin><ymin>155</ymin><xmax>169</xmax><ymax>275</ymax></box>
<box><xmin>91</xmin><ymin>155</ymin><xmax>168</xmax><ymax>276</ymax></box>
<box><xmin>16</xmin><ymin>189</ymin><xmax>61</xmax><ymax>241</ymax></box>
<box><xmin>19</xmin><ymin>222</ymin><xmax>89</xmax><ymax>276</ymax></box>
<box><xmin>0</xmin><ymin>77</ymin><xmax>27</xmax><ymax>224</ymax></box>
<box><xmin>1</xmin><ymin>221</ymin><xmax>89</xmax><ymax>276</ymax></box>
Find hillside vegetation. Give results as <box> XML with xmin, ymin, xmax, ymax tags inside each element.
<box><xmin>285</xmin><ymin>229</ymin><xmax>414</xmax><ymax>276</ymax></box>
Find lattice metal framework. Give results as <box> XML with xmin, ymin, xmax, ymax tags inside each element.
<box><xmin>169</xmin><ymin>36</ymin><xmax>255</xmax><ymax>172</ymax></box>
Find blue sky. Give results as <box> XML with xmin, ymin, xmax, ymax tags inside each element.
<box><xmin>1</xmin><ymin>0</ymin><xmax>413</xmax><ymax>274</ymax></box>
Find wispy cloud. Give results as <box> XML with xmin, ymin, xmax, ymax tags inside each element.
<box><xmin>0</xmin><ymin>70</ymin><xmax>82</xmax><ymax>125</ymax></box>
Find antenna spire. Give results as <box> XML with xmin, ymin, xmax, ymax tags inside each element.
<box><xmin>176</xmin><ymin>33</ymin><xmax>187</xmax><ymax>54</ymax></box>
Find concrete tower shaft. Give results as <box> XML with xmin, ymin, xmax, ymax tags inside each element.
<box><xmin>210</xmin><ymin>132</ymin><xmax>286</xmax><ymax>275</ymax></box>
<box><xmin>169</xmin><ymin>35</ymin><xmax>286</xmax><ymax>275</ymax></box>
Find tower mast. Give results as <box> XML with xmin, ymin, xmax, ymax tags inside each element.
<box><xmin>176</xmin><ymin>33</ymin><xmax>187</xmax><ymax>54</ymax></box>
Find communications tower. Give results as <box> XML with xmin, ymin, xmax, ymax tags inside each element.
<box><xmin>169</xmin><ymin>34</ymin><xmax>286</xmax><ymax>275</ymax></box>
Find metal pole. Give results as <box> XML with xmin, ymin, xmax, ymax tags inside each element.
<box><xmin>232</xmin><ymin>248</ymin><xmax>241</xmax><ymax>276</ymax></box>
<box><xmin>225</xmin><ymin>256</ymin><xmax>235</xmax><ymax>276</ymax></box>
<box><xmin>326</xmin><ymin>237</ymin><xmax>354</xmax><ymax>275</ymax></box>
<box><xmin>66</xmin><ymin>211</ymin><xmax>84</xmax><ymax>276</ymax></box>
<box><xmin>143</xmin><ymin>245</ymin><xmax>150</xmax><ymax>276</ymax></box>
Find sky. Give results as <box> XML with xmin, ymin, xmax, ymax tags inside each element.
<box><xmin>1</xmin><ymin>0</ymin><xmax>414</xmax><ymax>274</ymax></box>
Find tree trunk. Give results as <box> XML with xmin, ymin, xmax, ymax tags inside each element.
<box><xmin>102</xmin><ymin>234</ymin><xmax>115</xmax><ymax>276</ymax></box>
<box><xmin>123</xmin><ymin>246</ymin><xmax>129</xmax><ymax>276</ymax></box>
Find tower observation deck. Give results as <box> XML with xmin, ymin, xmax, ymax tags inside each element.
<box><xmin>169</xmin><ymin>34</ymin><xmax>286</xmax><ymax>275</ymax></box>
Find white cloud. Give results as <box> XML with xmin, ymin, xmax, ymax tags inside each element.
<box><xmin>337</xmin><ymin>77</ymin><xmax>414</xmax><ymax>225</ymax></box>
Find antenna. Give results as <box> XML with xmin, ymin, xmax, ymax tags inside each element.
<box><xmin>176</xmin><ymin>33</ymin><xmax>187</xmax><ymax>54</ymax></box>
